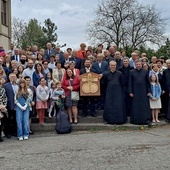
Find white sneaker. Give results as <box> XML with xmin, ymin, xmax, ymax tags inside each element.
<box><xmin>18</xmin><ymin>137</ymin><xmax>23</xmax><ymax>141</ymax></box>
<box><xmin>24</xmin><ymin>136</ymin><xmax>28</xmax><ymax>140</ymax></box>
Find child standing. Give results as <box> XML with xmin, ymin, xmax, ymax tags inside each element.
<box><xmin>149</xmin><ymin>74</ymin><xmax>162</xmax><ymax>123</ymax></box>
<box><xmin>48</xmin><ymin>81</ymin><xmax>65</xmax><ymax>118</ymax></box>
<box><xmin>46</xmin><ymin>72</ymin><xmax>53</xmax><ymax>89</ymax></box>
<box><xmin>36</xmin><ymin>77</ymin><xmax>49</xmax><ymax>125</ymax></box>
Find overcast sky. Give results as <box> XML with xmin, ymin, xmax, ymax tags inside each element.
<box><xmin>11</xmin><ymin>0</ymin><xmax>170</xmax><ymax>50</ymax></box>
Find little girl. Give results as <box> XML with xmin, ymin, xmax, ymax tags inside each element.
<box><xmin>46</xmin><ymin>72</ymin><xmax>53</xmax><ymax>89</ymax></box>
<box><xmin>48</xmin><ymin>81</ymin><xmax>65</xmax><ymax>118</ymax></box>
<box><xmin>149</xmin><ymin>74</ymin><xmax>162</xmax><ymax>123</ymax></box>
<box><xmin>36</xmin><ymin>77</ymin><xmax>49</xmax><ymax>125</ymax></box>
<box><xmin>48</xmin><ymin>82</ymin><xmax>57</xmax><ymax>118</ymax></box>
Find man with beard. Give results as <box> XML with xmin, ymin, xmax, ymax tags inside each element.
<box><xmin>20</xmin><ymin>55</ymin><xmax>27</xmax><ymax>68</ymax></box>
<box><xmin>128</xmin><ymin>60</ymin><xmax>151</xmax><ymax>125</ymax></box>
<box><xmin>80</xmin><ymin>59</ymin><xmax>96</xmax><ymax>117</ymax></box>
<box><xmin>22</xmin><ymin>60</ymin><xmax>35</xmax><ymax>86</ymax></box>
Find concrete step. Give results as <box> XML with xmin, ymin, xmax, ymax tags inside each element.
<box><xmin>32</xmin><ymin>115</ymin><xmax>104</xmax><ymax>124</ymax></box>
<box><xmin>30</xmin><ymin>120</ymin><xmax>168</xmax><ymax>132</ymax></box>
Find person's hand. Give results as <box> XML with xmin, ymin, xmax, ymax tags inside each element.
<box><xmin>67</xmin><ymin>86</ymin><xmax>73</xmax><ymax>91</ymax></box>
<box><xmin>162</xmin><ymin>90</ymin><xmax>165</xmax><ymax>94</ymax></box>
<box><xmin>31</xmin><ymin>102</ymin><xmax>35</xmax><ymax>106</ymax></box>
<box><xmin>130</xmin><ymin>93</ymin><xmax>134</xmax><ymax>97</ymax></box>
<box><xmin>62</xmin><ymin>95</ymin><xmax>65</xmax><ymax>98</ymax></box>
<box><xmin>152</xmin><ymin>98</ymin><xmax>157</xmax><ymax>101</ymax></box>
<box><xmin>147</xmin><ymin>93</ymin><xmax>151</xmax><ymax>96</ymax></box>
<box><xmin>23</xmin><ymin>105</ymin><xmax>27</xmax><ymax>110</ymax></box>
<box><xmin>56</xmin><ymin>96</ymin><xmax>59</xmax><ymax>100</ymax></box>
<box><xmin>99</xmin><ymin>74</ymin><xmax>103</xmax><ymax>80</ymax></box>
<box><xmin>43</xmin><ymin>99</ymin><xmax>47</xmax><ymax>102</ymax></box>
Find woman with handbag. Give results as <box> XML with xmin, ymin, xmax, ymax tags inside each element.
<box><xmin>62</xmin><ymin>68</ymin><xmax>80</xmax><ymax>124</ymax></box>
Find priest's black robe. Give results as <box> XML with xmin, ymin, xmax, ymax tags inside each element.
<box><xmin>103</xmin><ymin>70</ymin><xmax>126</xmax><ymax>124</ymax></box>
<box><xmin>128</xmin><ymin>68</ymin><xmax>151</xmax><ymax>125</ymax></box>
<box><xmin>162</xmin><ymin>68</ymin><xmax>170</xmax><ymax>120</ymax></box>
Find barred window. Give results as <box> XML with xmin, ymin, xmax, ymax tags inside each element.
<box><xmin>1</xmin><ymin>0</ymin><xmax>7</xmax><ymax>26</ymax></box>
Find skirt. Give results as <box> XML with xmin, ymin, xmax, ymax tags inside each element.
<box><xmin>65</xmin><ymin>93</ymin><xmax>78</xmax><ymax>107</ymax></box>
<box><xmin>36</xmin><ymin>101</ymin><xmax>47</xmax><ymax>109</ymax></box>
<box><xmin>149</xmin><ymin>98</ymin><xmax>162</xmax><ymax>109</ymax></box>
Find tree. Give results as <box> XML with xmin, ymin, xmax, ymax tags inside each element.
<box><xmin>12</xmin><ymin>17</ymin><xmax>26</xmax><ymax>48</ymax></box>
<box><xmin>20</xmin><ymin>19</ymin><xmax>46</xmax><ymax>49</ymax></box>
<box><xmin>86</xmin><ymin>0</ymin><xmax>166</xmax><ymax>49</ymax></box>
<box><xmin>42</xmin><ymin>18</ymin><xmax>58</xmax><ymax>46</ymax></box>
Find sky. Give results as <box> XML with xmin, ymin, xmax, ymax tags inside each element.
<box><xmin>11</xmin><ymin>0</ymin><xmax>170</xmax><ymax>50</ymax></box>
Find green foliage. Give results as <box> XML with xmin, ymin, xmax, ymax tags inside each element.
<box><xmin>42</xmin><ymin>18</ymin><xmax>58</xmax><ymax>47</ymax></box>
<box><xmin>20</xmin><ymin>18</ymin><xmax>58</xmax><ymax>49</ymax></box>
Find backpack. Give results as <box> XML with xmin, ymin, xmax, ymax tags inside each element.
<box><xmin>56</xmin><ymin>109</ymin><xmax>72</xmax><ymax>134</ymax></box>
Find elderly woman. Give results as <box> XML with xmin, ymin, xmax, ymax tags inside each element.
<box><xmin>62</xmin><ymin>68</ymin><xmax>80</xmax><ymax>124</ymax></box>
<box><xmin>52</xmin><ymin>61</ymin><xmax>65</xmax><ymax>83</ymax></box>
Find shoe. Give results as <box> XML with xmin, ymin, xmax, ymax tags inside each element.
<box><xmin>18</xmin><ymin>137</ymin><xmax>23</xmax><ymax>141</ymax></box>
<box><xmin>91</xmin><ymin>113</ymin><xmax>96</xmax><ymax>117</ymax></box>
<box><xmin>74</xmin><ymin>121</ymin><xmax>78</xmax><ymax>124</ymax></box>
<box><xmin>6</xmin><ymin>134</ymin><xmax>11</xmax><ymax>139</ymax></box>
<box><xmin>156</xmin><ymin>120</ymin><xmax>160</xmax><ymax>123</ymax></box>
<box><xmin>29</xmin><ymin>130</ymin><xmax>34</xmax><ymax>135</ymax></box>
<box><xmin>82</xmin><ymin>114</ymin><xmax>88</xmax><ymax>117</ymax></box>
<box><xmin>152</xmin><ymin>120</ymin><xmax>156</xmax><ymax>123</ymax></box>
<box><xmin>24</xmin><ymin>136</ymin><xmax>28</xmax><ymax>140</ymax></box>
<box><xmin>0</xmin><ymin>138</ymin><xmax>4</xmax><ymax>142</ymax></box>
<box><xmin>49</xmin><ymin>114</ymin><xmax>52</xmax><ymax>118</ymax></box>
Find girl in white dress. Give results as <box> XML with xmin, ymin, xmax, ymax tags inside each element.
<box><xmin>149</xmin><ymin>74</ymin><xmax>162</xmax><ymax>123</ymax></box>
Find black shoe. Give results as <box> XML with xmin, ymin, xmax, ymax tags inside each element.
<box><xmin>0</xmin><ymin>138</ymin><xmax>4</xmax><ymax>142</ymax></box>
<box><xmin>6</xmin><ymin>134</ymin><xmax>11</xmax><ymax>139</ymax></box>
<box><xmin>29</xmin><ymin>130</ymin><xmax>34</xmax><ymax>135</ymax></box>
<box><xmin>82</xmin><ymin>114</ymin><xmax>88</xmax><ymax>117</ymax></box>
<box><xmin>91</xmin><ymin>113</ymin><xmax>96</xmax><ymax>117</ymax></box>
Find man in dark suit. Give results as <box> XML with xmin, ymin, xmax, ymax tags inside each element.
<box><xmin>60</xmin><ymin>52</ymin><xmax>70</xmax><ymax>69</ymax></box>
<box><xmin>91</xmin><ymin>53</ymin><xmax>109</xmax><ymax>110</ymax></box>
<box><xmin>43</xmin><ymin>42</ymin><xmax>55</xmax><ymax>62</ymax></box>
<box><xmin>3</xmin><ymin>73</ymin><xmax>18</xmax><ymax>138</ymax></box>
<box><xmin>80</xmin><ymin>59</ymin><xmax>96</xmax><ymax>117</ymax></box>
<box><xmin>11</xmin><ymin>48</ymin><xmax>20</xmax><ymax>62</ymax></box>
<box><xmin>69</xmin><ymin>50</ymin><xmax>82</xmax><ymax>70</ymax></box>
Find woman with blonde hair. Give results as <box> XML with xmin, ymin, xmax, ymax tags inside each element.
<box><xmin>0</xmin><ymin>67</ymin><xmax>7</xmax><ymax>80</ymax></box>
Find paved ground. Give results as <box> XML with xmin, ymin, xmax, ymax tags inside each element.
<box><xmin>0</xmin><ymin>125</ymin><xmax>170</xmax><ymax>170</ymax></box>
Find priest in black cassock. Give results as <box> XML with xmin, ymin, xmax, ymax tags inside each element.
<box><xmin>128</xmin><ymin>60</ymin><xmax>151</xmax><ymax>125</ymax></box>
<box><xmin>162</xmin><ymin>59</ymin><xmax>170</xmax><ymax>121</ymax></box>
<box><xmin>103</xmin><ymin>61</ymin><xmax>127</xmax><ymax>124</ymax></box>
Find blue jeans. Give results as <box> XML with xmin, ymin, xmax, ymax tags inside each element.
<box><xmin>16</xmin><ymin>107</ymin><xmax>30</xmax><ymax>138</ymax></box>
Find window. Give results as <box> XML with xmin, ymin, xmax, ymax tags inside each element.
<box><xmin>1</xmin><ymin>0</ymin><xmax>7</xmax><ymax>26</ymax></box>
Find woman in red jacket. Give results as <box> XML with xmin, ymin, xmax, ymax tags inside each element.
<box><xmin>62</xmin><ymin>68</ymin><xmax>80</xmax><ymax>124</ymax></box>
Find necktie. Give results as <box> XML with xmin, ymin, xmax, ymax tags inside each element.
<box><xmin>48</xmin><ymin>49</ymin><xmax>51</xmax><ymax>56</ymax></box>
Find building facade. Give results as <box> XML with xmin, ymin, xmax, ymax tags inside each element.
<box><xmin>0</xmin><ymin>0</ymin><xmax>11</xmax><ymax>51</ymax></box>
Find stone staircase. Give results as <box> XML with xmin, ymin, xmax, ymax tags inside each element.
<box><xmin>31</xmin><ymin>110</ymin><xmax>167</xmax><ymax>132</ymax></box>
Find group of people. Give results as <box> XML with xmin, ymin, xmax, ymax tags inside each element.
<box><xmin>0</xmin><ymin>42</ymin><xmax>170</xmax><ymax>142</ymax></box>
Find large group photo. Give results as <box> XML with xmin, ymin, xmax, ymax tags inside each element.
<box><xmin>0</xmin><ymin>41</ymin><xmax>170</xmax><ymax>142</ymax></box>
